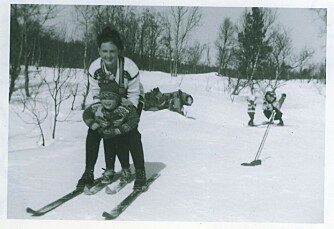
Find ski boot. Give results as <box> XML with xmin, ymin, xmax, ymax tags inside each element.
<box><xmin>120</xmin><ymin>168</ymin><xmax>132</xmax><ymax>183</ymax></box>
<box><xmin>134</xmin><ymin>169</ymin><xmax>147</xmax><ymax>191</ymax></box>
<box><xmin>101</xmin><ymin>168</ymin><xmax>115</xmax><ymax>184</ymax></box>
<box><xmin>77</xmin><ymin>168</ymin><xmax>94</xmax><ymax>189</ymax></box>
<box><xmin>278</xmin><ymin>118</ymin><xmax>284</xmax><ymax>126</ymax></box>
<box><xmin>248</xmin><ymin>119</ymin><xmax>254</xmax><ymax>126</ymax></box>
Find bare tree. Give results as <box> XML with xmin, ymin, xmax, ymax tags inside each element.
<box><xmin>14</xmin><ymin>81</ymin><xmax>49</xmax><ymax>146</ymax></box>
<box><xmin>205</xmin><ymin>44</ymin><xmax>211</xmax><ymax>70</ymax></box>
<box><xmin>215</xmin><ymin>18</ymin><xmax>237</xmax><ymax>76</ymax></box>
<box><xmin>70</xmin><ymin>83</ymin><xmax>79</xmax><ymax>111</ymax></box>
<box><xmin>185</xmin><ymin>42</ymin><xmax>205</xmax><ymax>73</ymax></box>
<box><xmin>138</xmin><ymin>9</ymin><xmax>163</xmax><ymax>70</ymax></box>
<box><xmin>9</xmin><ymin>5</ymin><xmax>57</xmax><ymax>101</ymax></box>
<box><xmin>68</xmin><ymin>69</ymin><xmax>80</xmax><ymax>111</ymax></box>
<box><xmin>43</xmin><ymin>67</ymin><xmax>72</xmax><ymax>139</ymax></box>
<box><xmin>162</xmin><ymin>6</ymin><xmax>202</xmax><ymax>76</ymax></box>
<box><xmin>290</xmin><ymin>47</ymin><xmax>315</xmax><ymax>70</ymax></box>
<box><xmin>74</xmin><ymin>5</ymin><xmax>94</xmax><ymax>73</ymax></box>
<box><xmin>73</xmin><ymin>5</ymin><xmax>94</xmax><ymax>110</ymax></box>
<box><xmin>269</xmin><ymin>27</ymin><xmax>292</xmax><ymax>88</ymax></box>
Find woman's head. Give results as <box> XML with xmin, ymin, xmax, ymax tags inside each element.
<box><xmin>97</xmin><ymin>27</ymin><xmax>123</xmax><ymax>51</ymax></box>
<box><xmin>97</xmin><ymin>27</ymin><xmax>123</xmax><ymax>68</ymax></box>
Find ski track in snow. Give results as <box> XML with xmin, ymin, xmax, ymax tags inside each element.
<box><xmin>7</xmin><ymin>70</ymin><xmax>325</xmax><ymax>223</ymax></box>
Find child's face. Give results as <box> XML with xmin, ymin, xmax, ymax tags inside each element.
<box><xmin>101</xmin><ymin>99</ymin><xmax>119</xmax><ymax>110</ymax></box>
<box><xmin>265</xmin><ymin>94</ymin><xmax>274</xmax><ymax>102</ymax></box>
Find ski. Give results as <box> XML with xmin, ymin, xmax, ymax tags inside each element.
<box><xmin>84</xmin><ymin>172</ymin><xmax>121</xmax><ymax>195</ymax></box>
<box><xmin>250</xmin><ymin>122</ymin><xmax>284</xmax><ymax>127</ymax></box>
<box><xmin>102</xmin><ymin>173</ymin><xmax>160</xmax><ymax>220</ymax></box>
<box><xmin>105</xmin><ymin>173</ymin><xmax>136</xmax><ymax>195</ymax></box>
<box><xmin>26</xmin><ymin>177</ymin><xmax>103</xmax><ymax>216</ymax></box>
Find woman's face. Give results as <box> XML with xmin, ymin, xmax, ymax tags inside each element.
<box><xmin>98</xmin><ymin>42</ymin><xmax>119</xmax><ymax>69</ymax></box>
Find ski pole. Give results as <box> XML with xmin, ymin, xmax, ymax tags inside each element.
<box><xmin>241</xmin><ymin>110</ymin><xmax>275</xmax><ymax>166</ymax></box>
<box><xmin>254</xmin><ymin>110</ymin><xmax>275</xmax><ymax>160</ymax></box>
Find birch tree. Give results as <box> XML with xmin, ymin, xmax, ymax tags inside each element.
<box><xmin>9</xmin><ymin>4</ymin><xmax>57</xmax><ymax>101</ymax></box>
<box><xmin>162</xmin><ymin>6</ymin><xmax>202</xmax><ymax>76</ymax></box>
<box><xmin>215</xmin><ymin>18</ymin><xmax>237</xmax><ymax>76</ymax></box>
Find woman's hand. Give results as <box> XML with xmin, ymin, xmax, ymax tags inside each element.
<box><xmin>91</xmin><ymin>123</ymin><xmax>100</xmax><ymax>130</ymax></box>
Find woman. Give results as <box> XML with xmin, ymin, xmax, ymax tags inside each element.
<box><xmin>77</xmin><ymin>27</ymin><xmax>147</xmax><ymax>191</ymax></box>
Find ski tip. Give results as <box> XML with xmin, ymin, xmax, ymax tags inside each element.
<box><xmin>83</xmin><ymin>186</ymin><xmax>94</xmax><ymax>195</ymax></box>
<box><xmin>26</xmin><ymin>207</ymin><xmax>43</xmax><ymax>216</ymax></box>
<box><xmin>105</xmin><ymin>187</ymin><xmax>116</xmax><ymax>195</ymax></box>
<box><xmin>102</xmin><ymin>211</ymin><xmax>115</xmax><ymax>220</ymax></box>
<box><xmin>26</xmin><ymin>207</ymin><xmax>35</xmax><ymax>214</ymax></box>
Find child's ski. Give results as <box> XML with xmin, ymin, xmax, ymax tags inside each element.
<box><xmin>84</xmin><ymin>172</ymin><xmax>121</xmax><ymax>195</ymax></box>
<box><xmin>102</xmin><ymin>173</ymin><xmax>160</xmax><ymax>220</ymax></box>
<box><xmin>105</xmin><ymin>173</ymin><xmax>136</xmax><ymax>195</ymax></box>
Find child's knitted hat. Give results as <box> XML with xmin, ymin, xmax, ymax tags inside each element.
<box><xmin>99</xmin><ymin>81</ymin><xmax>121</xmax><ymax>100</ymax></box>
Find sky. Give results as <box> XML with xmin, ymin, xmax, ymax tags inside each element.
<box><xmin>54</xmin><ymin>5</ymin><xmax>326</xmax><ymax>65</ymax></box>
<box><xmin>195</xmin><ymin>7</ymin><xmax>326</xmax><ymax>63</ymax></box>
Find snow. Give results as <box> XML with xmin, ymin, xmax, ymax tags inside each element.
<box><xmin>7</xmin><ymin>69</ymin><xmax>325</xmax><ymax>223</ymax></box>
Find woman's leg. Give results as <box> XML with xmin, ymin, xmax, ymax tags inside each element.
<box><xmin>118</xmin><ymin>128</ymin><xmax>145</xmax><ymax>169</ymax></box>
<box><xmin>85</xmin><ymin>128</ymin><xmax>102</xmax><ymax>170</ymax></box>
<box><xmin>77</xmin><ymin>128</ymin><xmax>102</xmax><ymax>188</ymax></box>
<box><xmin>122</xmin><ymin>128</ymin><xmax>147</xmax><ymax>190</ymax></box>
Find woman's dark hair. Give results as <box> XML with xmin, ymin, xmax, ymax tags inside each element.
<box><xmin>97</xmin><ymin>27</ymin><xmax>124</xmax><ymax>51</ymax></box>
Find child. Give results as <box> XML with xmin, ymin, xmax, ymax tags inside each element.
<box><xmin>247</xmin><ymin>95</ymin><xmax>257</xmax><ymax>126</ymax></box>
<box><xmin>262</xmin><ymin>90</ymin><xmax>284</xmax><ymax>126</ymax></box>
<box><xmin>77</xmin><ymin>81</ymin><xmax>139</xmax><ymax>188</ymax></box>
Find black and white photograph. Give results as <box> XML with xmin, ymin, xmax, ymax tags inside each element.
<box><xmin>1</xmin><ymin>0</ymin><xmax>333</xmax><ymax>228</ymax></box>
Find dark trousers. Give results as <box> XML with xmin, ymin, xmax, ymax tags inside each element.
<box><xmin>263</xmin><ymin>109</ymin><xmax>282</xmax><ymax>120</ymax></box>
<box><xmin>115</xmin><ymin>102</ymin><xmax>145</xmax><ymax>170</ymax></box>
<box><xmin>85</xmin><ymin>129</ymin><xmax>120</xmax><ymax>170</ymax></box>
<box><xmin>248</xmin><ymin>112</ymin><xmax>255</xmax><ymax>120</ymax></box>
<box><xmin>117</xmin><ymin>128</ymin><xmax>145</xmax><ymax>170</ymax></box>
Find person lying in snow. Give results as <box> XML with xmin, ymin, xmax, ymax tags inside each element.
<box><xmin>143</xmin><ymin>88</ymin><xmax>193</xmax><ymax>115</ymax></box>
<box><xmin>143</xmin><ymin>87</ymin><xmax>164</xmax><ymax>110</ymax></box>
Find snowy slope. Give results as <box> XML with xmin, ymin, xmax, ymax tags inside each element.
<box><xmin>7</xmin><ymin>69</ymin><xmax>325</xmax><ymax>223</ymax></box>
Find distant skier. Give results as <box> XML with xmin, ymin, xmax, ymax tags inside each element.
<box><xmin>247</xmin><ymin>95</ymin><xmax>257</xmax><ymax>126</ymax></box>
<box><xmin>262</xmin><ymin>90</ymin><xmax>285</xmax><ymax>126</ymax></box>
<box><xmin>78</xmin><ymin>81</ymin><xmax>140</xmax><ymax>188</ymax></box>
